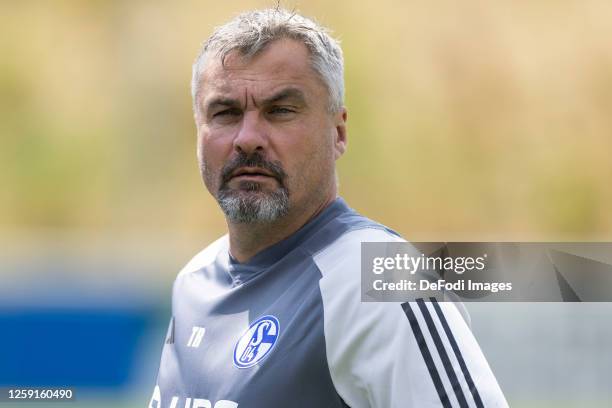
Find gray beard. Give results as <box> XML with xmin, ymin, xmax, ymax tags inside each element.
<box><xmin>217</xmin><ymin>187</ymin><xmax>289</xmax><ymax>224</ymax></box>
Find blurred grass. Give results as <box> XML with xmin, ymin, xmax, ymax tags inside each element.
<box><xmin>1</xmin><ymin>0</ymin><xmax>611</xmax><ymax>251</ymax></box>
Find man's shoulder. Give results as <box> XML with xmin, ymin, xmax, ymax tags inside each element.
<box><xmin>303</xmin><ymin>201</ymin><xmax>403</xmax><ymax>258</ymax></box>
<box><xmin>176</xmin><ymin>234</ymin><xmax>228</xmax><ymax>278</ymax></box>
<box><xmin>315</xmin><ymin>202</ymin><xmax>404</xmax><ymax>248</ymax></box>
<box><xmin>320</xmin><ymin>225</ymin><xmax>404</xmax><ymax>252</ymax></box>
<box><xmin>311</xmin><ymin>224</ymin><xmax>405</xmax><ymax>277</ymax></box>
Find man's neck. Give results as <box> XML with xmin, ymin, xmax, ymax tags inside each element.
<box><xmin>227</xmin><ymin>194</ymin><xmax>337</xmax><ymax>263</ymax></box>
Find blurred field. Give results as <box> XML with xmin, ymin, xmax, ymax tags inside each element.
<box><xmin>1</xmin><ymin>0</ymin><xmax>611</xmax><ymax>247</ymax></box>
<box><xmin>1</xmin><ymin>1</ymin><xmax>612</xmax><ymax>407</ymax></box>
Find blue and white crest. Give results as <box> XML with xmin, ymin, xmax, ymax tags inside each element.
<box><xmin>233</xmin><ymin>315</ymin><xmax>280</xmax><ymax>369</ymax></box>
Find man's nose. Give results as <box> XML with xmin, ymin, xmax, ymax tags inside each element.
<box><xmin>233</xmin><ymin>111</ymin><xmax>268</xmax><ymax>155</ymax></box>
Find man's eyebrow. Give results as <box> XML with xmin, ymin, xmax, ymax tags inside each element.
<box><xmin>203</xmin><ymin>88</ymin><xmax>306</xmax><ymax>112</ymax></box>
<box><xmin>204</xmin><ymin>97</ymin><xmax>242</xmax><ymax>112</ymax></box>
<box><xmin>259</xmin><ymin>88</ymin><xmax>306</xmax><ymax>106</ymax></box>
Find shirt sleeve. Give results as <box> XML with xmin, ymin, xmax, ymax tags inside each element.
<box><xmin>314</xmin><ymin>228</ymin><xmax>508</xmax><ymax>408</ymax></box>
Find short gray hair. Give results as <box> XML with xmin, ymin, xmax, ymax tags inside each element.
<box><xmin>191</xmin><ymin>8</ymin><xmax>344</xmax><ymax>113</ymax></box>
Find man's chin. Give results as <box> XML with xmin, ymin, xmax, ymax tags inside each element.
<box><xmin>216</xmin><ymin>187</ymin><xmax>290</xmax><ymax>223</ymax></box>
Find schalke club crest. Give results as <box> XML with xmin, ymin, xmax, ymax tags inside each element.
<box><xmin>233</xmin><ymin>315</ymin><xmax>280</xmax><ymax>369</ymax></box>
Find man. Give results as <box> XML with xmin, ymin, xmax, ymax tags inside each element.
<box><xmin>149</xmin><ymin>8</ymin><xmax>507</xmax><ymax>408</ymax></box>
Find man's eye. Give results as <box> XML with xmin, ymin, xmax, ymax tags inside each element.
<box><xmin>213</xmin><ymin>108</ymin><xmax>241</xmax><ymax>118</ymax></box>
<box><xmin>269</xmin><ymin>107</ymin><xmax>296</xmax><ymax>115</ymax></box>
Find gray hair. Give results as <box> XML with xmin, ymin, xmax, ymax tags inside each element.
<box><xmin>191</xmin><ymin>8</ymin><xmax>344</xmax><ymax>113</ymax></box>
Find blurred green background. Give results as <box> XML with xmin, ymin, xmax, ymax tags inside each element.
<box><xmin>2</xmin><ymin>0</ymin><xmax>611</xmax><ymax>247</ymax></box>
<box><xmin>1</xmin><ymin>1</ymin><xmax>612</xmax><ymax>407</ymax></box>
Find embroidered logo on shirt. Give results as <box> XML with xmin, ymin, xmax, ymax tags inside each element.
<box><xmin>233</xmin><ymin>315</ymin><xmax>280</xmax><ymax>369</ymax></box>
<box><xmin>186</xmin><ymin>326</ymin><xmax>206</xmax><ymax>348</ymax></box>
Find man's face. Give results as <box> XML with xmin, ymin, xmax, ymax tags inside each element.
<box><xmin>194</xmin><ymin>39</ymin><xmax>347</xmax><ymax>223</ymax></box>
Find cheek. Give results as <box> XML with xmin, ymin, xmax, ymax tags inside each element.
<box><xmin>198</xmin><ymin>133</ymin><xmax>231</xmax><ymax>185</ymax></box>
<box><xmin>283</xmin><ymin>130</ymin><xmax>334</xmax><ymax>187</ymax></box>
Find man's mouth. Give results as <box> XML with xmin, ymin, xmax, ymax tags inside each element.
<box><xmin>230</xmin><ymin>167</ymin><xmax>276</xmax><ymax>181</ymax></box>
<box><xmin>218</xmin><ymin>153</ymin><xmax>287</xmax><ymax>191</ymax></box>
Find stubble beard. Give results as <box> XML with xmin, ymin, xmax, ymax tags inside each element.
<box><xmin>217</xmin><ymin>182</ymin><xmax>289</xmax><ymax>224</ymax></box>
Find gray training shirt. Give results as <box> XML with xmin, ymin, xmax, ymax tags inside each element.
<box><xmin>149</xmin><ymin>198</ymin><xmax>508</xmax><ymax>408</ymax></box>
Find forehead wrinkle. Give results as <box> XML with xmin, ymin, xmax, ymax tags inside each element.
<box><xmin>245</xmin><ymin>86</ymin><xmax>308</xmax><ymax>111</ymax></box>
<box><xmin>203</xmin><ymin>95</ymin><xmax>240</xmax><ymax>113</ymax></box>
<box><xmin>243</xmin><ymin>88</ymin><xmax>249</xmax><ymax>109</ymax></box>
<box><xmin>260</xmin><ymin>87</ymin><xmax>306</xmax><ymax>106</ymax></box>
<box><xmin>250</xmin><ymin>91</ymin><xmax>258</xmax><ymax>109</ymax></box>
<box><xmin>203</xmin><ymin>59</ymin><xmax>312</xmax><ymax>111</ymax></box>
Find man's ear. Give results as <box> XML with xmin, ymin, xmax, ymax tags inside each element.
<box><xmin>333</xmin><ymin>107</ymin><xmax>348</xmax><ymax>160</ymax></box>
